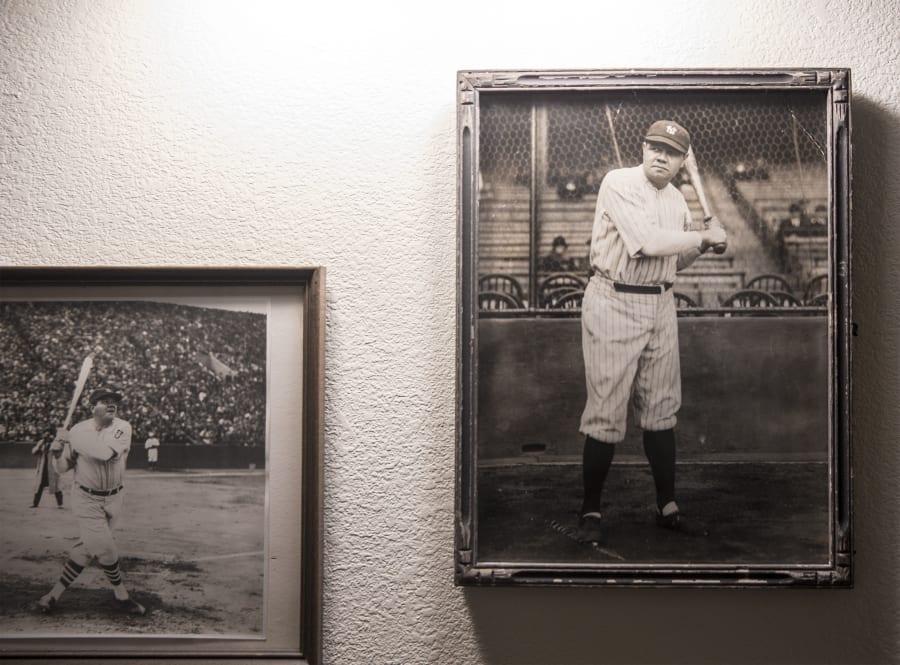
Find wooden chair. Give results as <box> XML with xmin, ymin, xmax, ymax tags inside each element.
<box><xmin>478</xmin><ymin>291</ymin><xmax>523</xmax><ymax>311</ymax></box>
<box><xmin>541</xmin><ymin>286</ymin><xmax>581</xmax><ymax>308</ymax></box>
<box><xmin>720</xmin><ymin>289</ymin><xmax>779</xmax><ymax>308</ymax></box>
<box><xmin>770</xmin><ymin>291</ymin><xmax>803</xmax><ymax>307</ymax></box>
<box><xmin>555</xmin><ymin>290</ymin><xmax>584</xmax><ymax>310</ymax></box>
<box><xmin>804</xmin><ymin>274</ymin><xmax>828</xmax><ymax>304</ymax></box>
<box><xmin>538</xmin><ymin>273</ymin><xmax>586</xmax><ymax>309</ymax></box>
<box><xmin>478</xmin><ymin>274</ymin><xmax>524</xmax><ymax>306</ymax></box>
<box><xmin>808</xmin><ymin>292</ymin><xmax>829</xmax><ymax>307</ymax></box>
<box><xmin>673</xmin><ymin>292</ymin><xmax>698</xmax><ymax>308</ymax></box>
<box><xmin>746</xmin><ymin>274</ymin><xmax>793</xmax><ymax>294</ymax></box>
<box><xmin>539</xmin><ymin>272</ymin><xmax>586</xmax><ymax>289</ymax></box>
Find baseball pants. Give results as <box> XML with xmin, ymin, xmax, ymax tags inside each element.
<box><xmin>70</xmin><ymin>486</ymin><xmax>125</xmax><ymax>563</ymax></box>
<box><xmin>579</xmin><ymin>276</ymin><xmax>681</xmax><ymax>442</ymax></box>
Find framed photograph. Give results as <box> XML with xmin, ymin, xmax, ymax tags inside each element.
<box><xmin>0</xmin><ymin>267</ymin><xmax>324</xmax><ymax>663</ymax></box>
<box><xmin>456</xmin><ymin>69</ymin><xmax>851</xmax><ymax>587</ymax></box>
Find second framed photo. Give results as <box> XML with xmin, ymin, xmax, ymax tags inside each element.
<box><xmin>0</xmin><ymin>267</ymin><xmax>323</xmax><ymax>663</ymax></box>
<box><xmin>456</xmin><ymin>69</ymin><xmax>851</xmax><ymax>587</ymax></box>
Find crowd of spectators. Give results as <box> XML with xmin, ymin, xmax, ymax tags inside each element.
<box><xmin>0</xmin><ymin>300</ymin><xmax>267</xmax><ymax>446</ymax></box>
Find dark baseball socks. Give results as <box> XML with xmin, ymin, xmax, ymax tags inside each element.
<box><xmin>42</xmin><ymin>558</ymin><xmax>131</xmax><ymax>604</ymax></box>
<box><xmin>581</xmin><ymin>436</ymin><xmax>615</xmax><ymax>517</ymax></box>
<box><xmin>100</xmin><ymin>560</ymin><xmax>131</xmax><ymax>601</ymax></box>
<box><xmin>643</xmin><ymin>428</ymin><xmax>678</xmax><ymax>516</ymax></box>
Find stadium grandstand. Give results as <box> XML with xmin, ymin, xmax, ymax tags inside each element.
<box><xmin>476</xmin><ymin>90</ymin><xmax>829</xmax><ymax>312</ymax></box>
<box><xmin>0</xmin><ymin>301</ymin><xmax>266</xmax><ymax>448</ymax></box>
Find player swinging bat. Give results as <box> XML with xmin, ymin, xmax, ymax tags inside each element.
<box><xmin>683</xmin><ymin>148</ymin><xmax>728</xmax><ymax>254</ymax></box>
<box><xmin>39</xmin><ymin>352</ymin><xmax>146</xmax><ymax>616</ymax></box>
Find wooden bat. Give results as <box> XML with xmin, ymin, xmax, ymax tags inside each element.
<box><xmin>63</xmin><ymin>352</ymin><xmax>94</xmax><ymax>429</ymax></box>
<box><xmin>683</xmin><ymin>149</ymin><xmax>726</xmax><ymax>254</ymax></box>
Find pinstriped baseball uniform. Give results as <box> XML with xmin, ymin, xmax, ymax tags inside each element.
<box><xmin>579</xmin><ymin>165</ymin><xmax>691</xmax><ymax>442</ymax></box>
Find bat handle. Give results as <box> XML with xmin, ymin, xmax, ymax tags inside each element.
<box><xmin>703</xmin><ymin>217</ymin><xmax>727</xmax><ymax>255</ymax></box>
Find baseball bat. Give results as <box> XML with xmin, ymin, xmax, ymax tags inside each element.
<box><xmin>63</xmin><ymin>352</ymin><xmax>94</xmax><ymax>430</ymax></box>
<box><xmin>604</xmin><ymin>104</ymin><xmax>623</xmax><ymax>169</ymax></box>
<box><xmin>683</xmin><ymin>150</ymin><xmax>726</xmax><ymax>254</ymax></box>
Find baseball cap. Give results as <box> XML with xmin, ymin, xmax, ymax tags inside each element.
<box><xmin>645</xmin><ymin>120</ymin><xmax>690</xmax><ymax>154</ymax></box>
<box><xmin>89</xmin><ymin>388</ymin><xmax>123</xmax><ymax>404</ymax></box>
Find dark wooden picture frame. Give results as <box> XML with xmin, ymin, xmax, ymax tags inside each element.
<box><xmin>455</xmin><ymin>69</ymin><xmax>851</xmax><ymax>587</ymax></box>
<box><xmin>0</xmin><ymin>266</ymin><xmax>324</xmax><ymax>663</ymax></box>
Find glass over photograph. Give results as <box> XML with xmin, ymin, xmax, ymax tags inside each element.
<box><xmin>0</xmin><ymin>296</ymin><xmax>268</xmax><ymax>636</ymax></box>
<box><xmin>457</xmin><ymin>70</ymin><xmax>851</xmax><ymax>586</ymax></box>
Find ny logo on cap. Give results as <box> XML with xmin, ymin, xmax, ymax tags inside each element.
<box><xmin>666</xmin><ymin>125</ymin><xmax>678</xmax><ymax>135</ymax></box>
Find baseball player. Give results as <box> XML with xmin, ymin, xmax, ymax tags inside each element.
<box><xmin>145</xmin><ymin>431</ymin><xmax>160</xmax><ymax>471</ymax></box>
<box><xmin>31</xmin><ymin>428</ymin><xmax>64</xmax><ymax>508</ymax></box>
<box><xmin>36</xmin><ymin>388</ymin><xmax>146</xmax><ymax>616</ymax></box>
<box><xmin>576</xmin><ymin>120</ymin><xmax>727</xmax><ymax>543</ymax></box>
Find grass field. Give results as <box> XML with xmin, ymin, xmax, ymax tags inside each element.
<box><xmin>0</xmin><ymin>468</ymin><xmax>265</xmax><ymax>637</ymax></box>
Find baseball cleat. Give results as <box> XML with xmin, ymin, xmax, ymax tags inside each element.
<box><xmin>117</xmin><ymin>597</ymin><xmax>147</xmax><ymax>616</ymax></box>
<box><xmin>36</xmin><ymin>594</ymin><xmax>57</xmax><ymax>614</ymax></box>
<box><xmin>656</xmin><ymin>511</ymin><xmax>709</xmax><ymax>536</ymax></box>
<box><xmin>574</xmin><ymin>514</ymin><xmax>605</xmax><ymax>544</ymax></box>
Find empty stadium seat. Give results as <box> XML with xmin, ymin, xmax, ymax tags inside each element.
<box><xmin>770</xmin><ymin>291</ymin><xmax>803</xmax><ymax>307</ymax></box>
<box><xmin>720</xmin><ymin>289</ymin><xmax>779</xmax><ymax>308</ymax></box>
<box><xmin>478</xmin><ymin>291</ymin><xmax>523</xmax><ymax>311</ymax></box>
<box><xmin>746</xmin><ymin>274</ymin><xmax>793</xmax><ymax>294</ymax></box>
<box><xmin>478</xmin><ymin>274</ymin><xmax>524</xmax><ymax>306</ymax></box>
<box><xmin>539</xmin><ymin>273</ymin><xmax>586</xmax><ymax>308</ymax></box>
<box><xmin>555</xmin><ymin>290</ymin><xmax>584</xmax><ymax>310</ymax></box>
<box><xmin>804</xmin><ymin>274</ymin><xmax>828</xmax><ymax>304</ymax></box>
<box><xmin>673</xmin><ymin>292</ymin><xmax>698</xmax><ymax>308</ymax></box>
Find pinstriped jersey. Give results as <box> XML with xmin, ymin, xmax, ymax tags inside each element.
<box><xmin>57</xmin><ymin>417</ymin><xmax>132</xmax><ymax>491</ymax></box>
<box><xmin>589</xmin><ymin>166</ymin><xmax>691</xmax><ymax>285</ymax></box>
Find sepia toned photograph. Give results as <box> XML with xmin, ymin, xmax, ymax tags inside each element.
<box><xmin>0</xmin><ymin>267</ymin><xmax>324</xmax><ymax>662</ymax></box>
<box><xmin>456</xmin><ymin>70</ymin><xmax>851</xmax><ymax>586</ymax></box>
<box><xmin>1</xmin><ymin>296</ymin><xmax>267</xmax><ymax>634</ymax></box>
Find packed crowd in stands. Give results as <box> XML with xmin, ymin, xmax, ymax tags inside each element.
<box><xmin>0</xmin><ymin>300</ymin><xmax>267</xmax><ymax>446</ymax></box>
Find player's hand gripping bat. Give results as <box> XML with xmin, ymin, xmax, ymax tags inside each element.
<box><xmin>683</xmin><ymin>149</ymin><xmax>727</xmax><ymax>254</ymax></box>
<box><xmin>51</xmin><ymin>352</ymin><xmax>94</xmax><ymax>455</ymax></box>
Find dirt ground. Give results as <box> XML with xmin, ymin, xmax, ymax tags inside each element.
<box><xmin>477</xmin><ymin>461</ymin><xmax>831</xmax><ymax>565</ymax></box>
<box><xmin>0</xmin><ymin>468</ymin><xmax>265</xmax><ymax>637</ymax></box>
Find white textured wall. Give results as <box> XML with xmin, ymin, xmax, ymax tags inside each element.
<box><xmin>2</xmin><ymin>1</ymin><xmax>898</xmax><ymax>662</ymax></box>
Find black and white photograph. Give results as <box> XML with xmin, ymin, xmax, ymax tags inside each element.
<box><xmin>456</xmin><ymin>69</ymin><xmax>851</xmax><ymax>586</ymax></box>
<box><xmin>0</xmin><ymin>267</ymin><xmax>324</xmax><ymax>660</ymax></box>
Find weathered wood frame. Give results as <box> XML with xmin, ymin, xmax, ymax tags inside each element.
<box><xmin>0</xmin><ymin>266</ymin><xmax>324</xmax><ymax>663</ymax></box>
<box><xmin>455</xmin><ymin>69</ymin><xmax>852</xmax><ymax>587</ymax></box>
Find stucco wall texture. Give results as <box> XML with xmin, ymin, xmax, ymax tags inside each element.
<box><xmin>1</xmin><ymin>1</ymin><xmax>898</xmax><ymax>663</ymax></box>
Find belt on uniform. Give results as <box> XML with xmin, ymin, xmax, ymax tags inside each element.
<box><xmin>613</xmin><ymin>281</ymin><xmax>673</xmax><ymax>294</ymax></box>
<box><xmin>79</xmin><ymin>484</ymin><xmax>123</xmax><ymax>497</ymax></box>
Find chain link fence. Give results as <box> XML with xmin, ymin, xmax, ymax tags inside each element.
<box><xmin>480</xmin><ymin>90</ymin><xmax>825</xmax><ymax>190</ymax></box>
<box><xmin>477</xmin><ymin>90</ymin><xmax>829</xmax><ymax>308</ymax></box>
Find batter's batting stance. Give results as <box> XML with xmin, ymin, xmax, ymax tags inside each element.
<box><xmin>37</xmin><ymin>388</ymin><xmax>146</xmax><ymax>616</ymax></box>
<box><xmin>576</xmin><ymin>120</ymin><xmax>727</xmax><ymax>544</ymax></box>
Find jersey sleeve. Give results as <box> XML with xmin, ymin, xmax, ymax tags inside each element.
<box><xmin>109</xmin><ymin>421</ymin><xmax>132</xmax><ymax>459</ymax></box>
<box><xmin>70</xmin><ymin>420</ymin><xmax>132</xmax><ymax>461</ymax></box>
<box><xmin>598</xmin><ymin>171</ymin><xmax>654</xmax><ymax>258</ymax></box>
